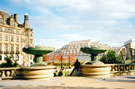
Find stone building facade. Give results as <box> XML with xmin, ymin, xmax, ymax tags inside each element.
<box><xmin>0</xmin><ymin>10</ymin><xmax>33</xmax><ymax>66</ymax></box>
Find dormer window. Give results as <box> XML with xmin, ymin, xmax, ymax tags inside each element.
<box><xmin>0</xmin><ymin>14</ymin><xmax>3</xmax><ymax>24</ymax></box>
<box><xmin>10</xmin><ymin>17</ymin><xmax>14</xmax><ymax>26</ymax></box>
<box><xmin>10</xmin><ymin>21</ymin><xmax>14</xmax><ymax>26</ymax></box>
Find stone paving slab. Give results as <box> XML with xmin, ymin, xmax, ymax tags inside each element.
<box><xmin>0</xmin><ymin>79</ymin><xmax>64</xmax><ymax>88</ymax></box>
<box><xmin>0</xmin><ymin>76</ymin><xmax>135</xmax><ymax>89</ymax></box>
<box><xmin>97</xmin><ymin>75</ymin><xmax>135</xmax><ymax>82</ymax></box>
<box><xmin>0</xmin><ymin>86</ymin><xmax>108</xmax><ymax>89</ymax></box>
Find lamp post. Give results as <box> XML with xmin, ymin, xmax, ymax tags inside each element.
<box><xmin>68</xmin><ymin>55</ymin><xmax>71</xmax><ymax>69</ymax></box>
<box><xmin>61</xmin><ymin>55</ymin><xmax>63</xmax><ymax>68</ymax></box>
<box><xmin>60</xmin><ymin>50</ymin><xmax>64</xmax><ymax>69</ymax></box>
<box><xmin>53</xmin><ymin>51</ymin><xmax>56</xmax><ymax>65</ymax></box>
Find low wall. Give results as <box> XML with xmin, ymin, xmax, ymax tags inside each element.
<box><xmin>0</xmin><ymin>67</ymin><xmax>20</xmax><ymax>80</ymax></box>
<box><xmin>110</xmin><ymin>64</ymin><xmax>135</xmax><ymax>77</ymax></box>
<box><xmin>0</xmin><ymin>66</ymin><xmax>55</xmax><ymax>80</ymax></box>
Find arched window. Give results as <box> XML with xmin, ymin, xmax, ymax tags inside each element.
<box><xmin>15</xmin><ymin>55</ymin><xmax>19</xmax><ymax>61</ymax></box>
<box><xmin>11</xmin><ymin>55</ymin><xmax>14</xmax><ymax>60</ymax></box>
<box><xmin>4</xmin><ymin>55</ymin><xmax>8</xmax><ymax>60</ymax></box>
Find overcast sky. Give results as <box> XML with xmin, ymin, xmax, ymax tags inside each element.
<box><xmin>0</xmin><ymin>0</ymin><xmax>135</xmax><ymax>48</ymax></box>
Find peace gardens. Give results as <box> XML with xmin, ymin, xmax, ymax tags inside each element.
<box><xmin>0</xmin><ymin>10</ymin><xmax>135</xmax><ymax>89</ymax></box>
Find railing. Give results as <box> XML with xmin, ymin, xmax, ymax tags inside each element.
<box><xmin>0</xmin><ymin>67</ymin><xmax>20</xmax><ymax>80</ymax></box>
<box><xmin>110</xmin><ymin>64</ymin><xmax>135</xmax><ymax>76</ymax></box>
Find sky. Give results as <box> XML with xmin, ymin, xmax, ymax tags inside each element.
<box><xmin>0</xmin><ymin>0</ymin><xmax>135</xmax><ymax>49</ymax></box>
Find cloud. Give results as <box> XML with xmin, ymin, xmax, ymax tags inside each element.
<box><xmin>9</xmin><ymin>0</ymin><xmax>21</xmax><ymax>4</ymax></box>
<box><xmin>34</xmin><ymin>38</ymin><xmax>68</xmax><ymax>49</ymax></box>
<box><xmin>9</xmin><ymin>0</ymin><xmax>135</xmax><ymax>48</ymax></box>
<box><xmin>61</xmin><ymin>33</ymin><xmax>90</xmax><ymax>41</ymax></box>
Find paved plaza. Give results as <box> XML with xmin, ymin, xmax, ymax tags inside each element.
<box><xmin>0</xmin><ymin>76</ymin><xmax>135</xmax><ymax>89</ymax></box>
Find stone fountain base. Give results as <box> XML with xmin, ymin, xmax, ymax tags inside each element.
<box><xmin>81</xmin><ymin>64</ymin><xmax>111</xmax><ymax>78</ymax></box>
<box><xmin>15</xmin><ymin>66</ymin><xmax>55</xmax><ymax>80</ymax></box>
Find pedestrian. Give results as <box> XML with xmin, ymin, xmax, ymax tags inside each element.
<box><xmin>74</xmin><ymin>59</ymin><xmax>81</xmax><ymax>76</ymax></box>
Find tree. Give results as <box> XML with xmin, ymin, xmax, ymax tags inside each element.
<box><xmin>0</xmin><ymin>56</ymin><xmax>20</xmax><ymax>67</ymax></box>
<box><xmin>100</xmin><ymin>50</ymin><xmax>123</xmax><ymax>64</ymax></box>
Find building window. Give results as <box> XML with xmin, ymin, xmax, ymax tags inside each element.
<box><xmin>25</xmin><ymin>39</ymin><xmax>28</xmax><ymax>43</ymax></box>
<box><xmin>10</xmin><ymin>29</ymin><xmax>14</xmax><ymax>33</ymax></box>
<box><xmin>31</xmin><ymin>39</ymin><xmax>33</xmax><ymax>44</ymax></box>
<box><xmin>5</xmin><ymin>44</ymin><xmax>8</xmax><ymax>52</ymax></box>
<box><xmin>26</xmin><ymin>33</ymin><xmax>28</xmax><ymax>36</ymax></box>
<box><xmin>0</xmin><ymin>43</ymin><xmax>2</xmax><ymax>52</ymax></box>
<box><xmin>0</xmin><ymin>15</ymin><xmax>3</xmax><ymax>24</ymax></box>
<box><xmin>22</xmin><ymin>39</ymin><xmax>25</xmax><ymax>43</ymax></box>
<box><xmin>82</xmin><ymin>44</ymin><xmax>85</xmax><ymax>47</ymax></box>
<box><xmin>16</xmin><ymin>30</ymin><xmax>19</xmax><ymax>34</ymax></box>
<box><xmin>0</xmin><ymin>27</ymin><xmax>3</xmax><ymax>31</ymax></box>
<box><xmin>5</xmin><ymin>35</ymin><xmax>8</xmax><ymax>41</ymax></box>
<box><xmin>16</xmin><ymin>36</ymin><xmax>19</xmax><ymax>42</ymax></box>
<box><xmin>11</xmin><ymin>55</ymin><xmax>14</xmax><ymax>60</ymax></box>
<box><xmin>11</xmin><ymin>35</ymin><xmax>14</xmax><ymax>42</ymax></box>
<box><xmin>31</xmin><ymin>33</ymin><xmax>33</xmax><ymax>37</ymax></box>
<box><xmin>11</xmin><ymin>44</ymin><xmax>14</xmax><ymax>52</ymax></box>
<box><xmin>0</xmin><ymin>34</ymin><xmax>2</xmax><ymax>41</ymax></box>
<box><xmin>16</xmin><ymin>45</ymin><xmax>19</xmax><ymax>52</ymax></box>
<box><xmin>5</xmin><ymin>28</ymin><xmax>9</xmax><ymax>33</ymax></box>
<box><xmin>70</xmin><ymin>49</ymin><xmax>73</xmax><ymax>54</ymax></box>
<box><xmin>30</xmin><ymin>55</ymin><xmax>32</xmax><ymax>59</ymax></box>
<box><xmin>77</xmin><ymin>49</ymin><xmax>80</xmax><ymax>54</ymax></box>
<box><xmin>4</xmin><ymin>55</ymin><xmax>8</xmax><ymax>60</ymax></box>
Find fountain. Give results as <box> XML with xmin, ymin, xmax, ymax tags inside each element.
<box><xmin>15</xmin><ymin>46</ymin><xmax>55</xmax><ymax>80</ymax></box>
<box><xmin>80</xmin><ymin>47</ymin><xmax>111</xmax><ymax>78</ymax></box>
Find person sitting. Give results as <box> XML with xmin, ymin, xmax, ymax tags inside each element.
<box><xmin>58</xmin><ymin>69</ymin><xmax>63</xmax><ymax>76</ymax></box>
<box><xmin>54</xmin><ymin>70</ymin><xmax>57</xmax><ymax>77</ymax></box>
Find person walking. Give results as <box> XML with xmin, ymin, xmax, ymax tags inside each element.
<box><xmin>74</xmin><ymin>59</ymin><xmax>81</xmax><ymax>76</ymax></box>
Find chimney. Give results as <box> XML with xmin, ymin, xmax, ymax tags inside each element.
<box><xmin>24</xmin><ymin>13</ymin><xmax>29</xmax><ymax>21</ymax></box>
<box><xmin>14</xmin><ymin>14</ymin><xmax>18</xmax><ymax>22</ymax></box>
<box><xmin>24</xmin><ymin>13</ymin><xmax>30</xmax><ymax>28</ymax></box>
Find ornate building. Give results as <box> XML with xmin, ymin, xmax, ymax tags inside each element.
<box><xmin>0</xmin><ymin>10</ymin><xmax>33</xmax><ymax>66</ymax></box>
